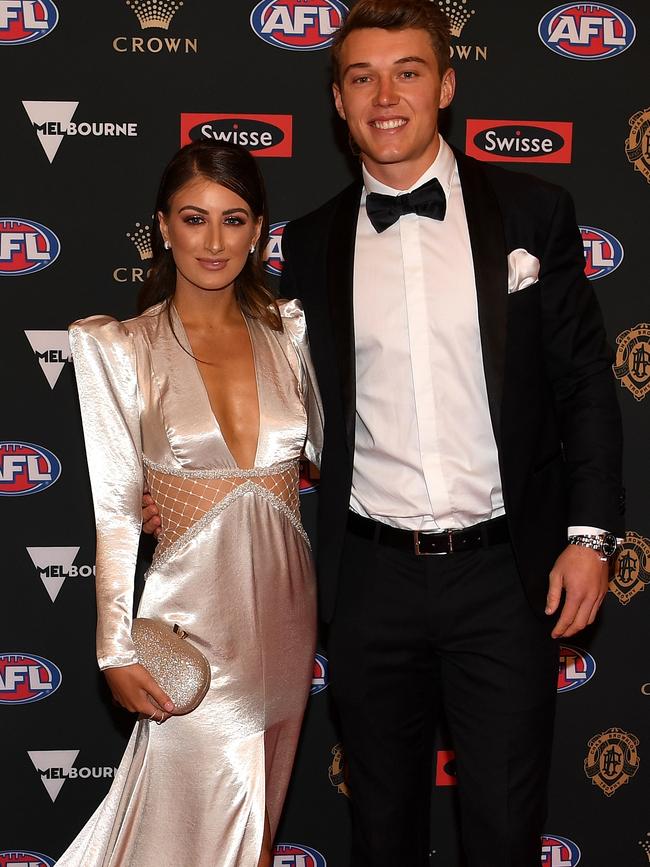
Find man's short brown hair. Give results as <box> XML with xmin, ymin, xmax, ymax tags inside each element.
<box><xmin>332</xmin><ymin>0</ymin><xmax>452</xmax><ymax>84</ymax></box>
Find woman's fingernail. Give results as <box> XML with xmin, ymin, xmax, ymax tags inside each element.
<box><xmin>164</xmin><ymin>701</ymin><xmax>174</xmax><ymax>712</ymax></box>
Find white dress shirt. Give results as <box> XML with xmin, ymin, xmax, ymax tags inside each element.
<box><xmin>349</xmin><ymin>136</ymin><xmax>602</xmax><ymax>539</ymax></box>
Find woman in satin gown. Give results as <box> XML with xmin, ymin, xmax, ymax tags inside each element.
<box><xmin>57</xmin><ymin>141</ymin><xmax>322</xmax><ymax>867</ymax></box>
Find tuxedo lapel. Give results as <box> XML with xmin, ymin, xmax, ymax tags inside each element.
<box><xmin>326</xmin><ymin>181</ymin><xmax>362</xmax><ymax>453</ymax></box>
<box><xmin>454</xmin><ymin>149</ymin><xmax>507</xmax><ymax>443</ymax></box>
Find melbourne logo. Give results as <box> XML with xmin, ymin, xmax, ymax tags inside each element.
<box><xmin>584</xmin><ymin>727</ymin><xmax>640</xmax><ymax>796</ymax></box>
<box><xmin>0</xmin><ymin>218</ymin><xmax>60</xmax><ymax>276</ymax></box>
<box><xmin>180</xmin><ymin>114</ymin><xmax>292</xmax><ymax>157</ymax></box>
<box><xmin>113</xmin><ymin>217</ymin><xmax>153</xmax><ymax>284</ymax></box>
<box><xmin>465</xmin><ymin>120</ymin><xmax>573</xmax><ymax>163</ymax></box>
<box><xmin>113</xmin><ymin>0</ymin><xmax>198</xmax><ymax>54</ymax></box>
<box><xmin>557</xmin><ymin>645</ymin><xmax>596</xmax><ymax>693</ymax></box>
<box><xmin>28</xmin><ymin>750</ymin><xmax>116</xmax><ymax>803</ymax></box>
<box><xmin>625</xmin><ymin>108</ymin><xmax>650</xmax><ymax>184</ymax></box>
<box><xmin>580</xmin><ymin>226</ymin><xmax>623</xmax><ymax>280</ymax></box>
<box><xmin>25</xmin><ymin>331</ymin><xmax>71</xmax><ymax>389</ymax></box>
<box><xmin>437</xmin><ymin>0</ymin><xmax>487</xmax><ymax>61</ymax></box>
<box><xmin>22</xmin><ymin>101</ymin><xmax>138</xmax><ymax>164</ymax></box>
<box><xmin>538</xmin><ymin>4</ymin><xmax>636</xmax><ymax>60</ymax></box>
<box><xmin>311</xmin><ymin>653</ymin><xmax>329</xmax><ymax>696</ymax></box>
<box><xmin>27</xmin><ymin>546</ymin><xmax>95</xmax><ymax>602</ymax></box>
<box><xmin>0</xmin><ymin>0</ymin><xmax>58</xmax><ymax>45</ymax></box>
<box><xmin>264</xmin><ymin>221</ymin><xmax>287</xmax><ymax>276</ymax></box>
<box><xmin>613</xmin><ymin>323</ymin><xmax>650</xmax><ymax>401</ymax></box>
<box><xmin>328</xmin><ymin>742</ymin><xmax>350</xmax><ymax>798</ymax></box>
<box><xmin>541</xmin><ymin>835</ymin><xmax>581</xmax><ymax>866</ymax></box>
<box><xmin>272</xmin><ymin>844</ymin><xmax>327</xmax><ymax>866</ymax></box>
<box><xmin>0</xmin><ymin>442</ymin><xmax>61</xmax><ymax>496</ymax></box>
<box><xmin>610</xmin><ymin>531</ymin><xmax>650</xmax><ymax>605</ymax></box>
<box><xmin>250</xmin><ymin>0</ymin><xmax>347</xmax><ymax>51</ymax></box>
<box><xmin>0</xmin><ymin>853</ymin><xmax>56</xmax><ymax>867</ymax></box>
<box><xmin>299</xmin><ymin>461</ymin><xmax>319</xmax><ymax>495</ymax></box>
<box><xmin>0</xmin><ymin>653</ymin><xmax>62</xmax><ymax>704</ymax></box>
<box><xmin>435</xmin><ymin>749</ymin><xmax>457</xmax><ymax>786</ymax></box>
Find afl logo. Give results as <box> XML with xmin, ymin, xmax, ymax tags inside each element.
<box><xmin>580</xmin><ymin>226</ymin><xmax>624</xmax><ymax>280</ymax></box>
<box><xmin>541</xmin><ymin>835</ymin><xmax>581</xmax><ymax>866</ymax></box>
<box><xmin>0</xmin><ymin>442</ymin><xmax>62</xmax><ymax>496</ymax></box>
<box><xmin>311</xmin><ymin>653</ymin><xmax>329</xmax><ymax>696</ymax></box>
<box><xmin>558</xmin><ymin>645</ymin><xmax>596</xmax><ymax>693</ymax></box>
<box><xmin>0</xmin><ymin>0</ymin><xmax>59</xmax><ymax>45</ymax></box>
<box><xmin>299</xmin><ymin>461</ymin><xmax>319</xmax><ymax>495</ymax></box>
<box><xmin>0</xmin><ymin>218</ymin><xmax>60</xmax><ymax>276</ymax></box>
<box><xmin>272</xmin><ymin>844</ymin><xmax>327</xmax><ymax>866</ymax></box>
<box><xmin>0</xmin><ymin>653</ymin><xmax>62</xmax><ymax>704</ymax></box>
<box><xmin>264</xmin><ymin>221</ymin><xmax>287</xmax><ymax>276</ymax></box>
<box><xmin>250</xmin><ymin>0</ymin><xmax>348</xmax><ymax>51</ymax></box>
<box><xmin>538</xmin><ymin>4</ymin><xmax>636</xmax><ymax>60</ymax></box>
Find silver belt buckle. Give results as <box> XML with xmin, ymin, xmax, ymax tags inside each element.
<box><xmin>413</xmin><ymin>529</ymin><xmax>454</xmax><ymax>556</ymax></box>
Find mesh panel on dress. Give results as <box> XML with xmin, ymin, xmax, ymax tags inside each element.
<box><xmin>145</xmin><ymin>463</ymin><xmax>300</xmax><ymax>559</ymax></box>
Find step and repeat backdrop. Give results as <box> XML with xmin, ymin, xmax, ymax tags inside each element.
<box><xmin>1</xmin><ymin>1</ymin><xmax>649</xmax><ymax>865</ymax></box>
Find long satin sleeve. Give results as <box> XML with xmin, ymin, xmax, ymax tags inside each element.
<box><xmin>69</xmin><ymin>317</ymin><xmax>144</xmax><ymax>670</ymax></box>
<box><xmin>280</xmin><ymin>299</ymin><xmax>324</xmax><ymax>469</ymax></box>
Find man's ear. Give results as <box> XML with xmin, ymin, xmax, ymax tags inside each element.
<box><xmin>332</xmin><ymin>82</ymin><xmax>347</xmax><ymax>121</ymax></box>
<box><xmin>439</xmin><ymin>67</ymin><xmax>456</xmax><ymax>110</ymax></box>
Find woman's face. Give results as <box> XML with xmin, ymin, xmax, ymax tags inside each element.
<box><xmin>158</xmin><ymin>176</ymin><xmax>262</xmax><ymax>298</ymax></box>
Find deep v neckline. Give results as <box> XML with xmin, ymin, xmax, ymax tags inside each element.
<box><xmin>171</xmin><ymin>304</ymin><xmax>262</xmax><ymax>470</ymax></box>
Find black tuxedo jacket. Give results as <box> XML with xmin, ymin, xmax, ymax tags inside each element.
<box><xmin>280</xmin><ymin>148</ymin><xmax>624</xmax><ymax>623</ymax></box>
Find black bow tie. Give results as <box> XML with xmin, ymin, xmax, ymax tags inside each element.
<box><xmin>365</xmin><ymin>176</ymin><xmax>447</xmax><ymax>233</ymax></box>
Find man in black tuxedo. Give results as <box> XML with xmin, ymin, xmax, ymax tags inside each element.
<box><xmin>278</xmin><ymin>1</ymin><xmax>624</xmax><ymax>865</ymax></box>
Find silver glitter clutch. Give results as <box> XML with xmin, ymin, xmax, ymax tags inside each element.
<box><xmin>131</xmin><ymin>618</ymin><xmax>211</xmax><ymax>715</ymax></box>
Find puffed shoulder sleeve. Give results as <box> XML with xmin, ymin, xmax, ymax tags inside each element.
<box><xmin>279</xmin><ymin>299</ymin><xmax>323</xmax><ymax>468</ymax></box>
<box><xmin>69</xmin><ymin>316</ymin><xmax>143</xmax><ymax>670</ymax></box>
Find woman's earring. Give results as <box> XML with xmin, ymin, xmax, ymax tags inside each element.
<box><xmin>164</xmin><ymin>240</ymin><xmax>171</xmax><ymax>250</ymax></box>
<box><xmin>249</xmin><ymin>244</ymin><xmax>256</xmax><ymax>254</ymax></box>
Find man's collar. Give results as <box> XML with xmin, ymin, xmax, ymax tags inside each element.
<box><xmin>361</xmin><ymin>135</ymin><xmax>456</xmax><ymax>200</ymax></box>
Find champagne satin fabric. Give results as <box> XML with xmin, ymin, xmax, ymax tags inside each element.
<box><xmin>58</xmin><ymin>300</ymin><xmax>322</xmax><ymax>866</ymax></box>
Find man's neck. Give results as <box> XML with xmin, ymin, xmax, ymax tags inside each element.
<box><xmin>361</xmin><ymin>136</ymin><xmax>442</xmax><ymax>191</ymax></box>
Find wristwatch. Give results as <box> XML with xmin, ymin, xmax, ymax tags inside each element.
<box><xmin>567</xmin><ymin>532</ymin><xmax>619</xmax><ymax>561</ymax></box>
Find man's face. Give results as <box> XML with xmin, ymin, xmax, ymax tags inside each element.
<box><xmin>333</xmin><ymin>27</ymin><xmax>455</xmax><ymax>186</ymax></box>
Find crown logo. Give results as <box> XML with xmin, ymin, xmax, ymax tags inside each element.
<box><xmin>437</xmin><ymin>0</ymin><xmax>476</xmax><ymax>38</ymax></box>
<box><xmin>125</xmin><ymin>0</ymin><xmax>183</xmax><ymax>30</ymax></box>
<box><xmin>126</xmin><ymin>221</ymin><xmax>153</xmax><ymax>260</ymax></box>
<box><xmin>640</xmin><ymin>833</ymin><xmax>650</xmax><ymax>862</ymax></box>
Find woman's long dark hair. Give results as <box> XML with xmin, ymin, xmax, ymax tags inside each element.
<box><xmin>137</xmin><ymin>140</ymin><xmax>281</xmax><ymax>331</ymax></box>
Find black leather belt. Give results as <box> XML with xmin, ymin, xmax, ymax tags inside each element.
<box><xmin>347</xmin><ymin>511</ymin><xmax>509</xmax><ymax>556</ymax></box>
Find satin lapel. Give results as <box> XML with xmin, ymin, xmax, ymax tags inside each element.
<box><xmin>326</xmin><ymin>181</ymin><xmax>362</xmax><ymax>453</ymax></box>
<box><xmin>455</xmin><ymin>149</ymin><xmax>507</xmax><ymax>443</ymax></box>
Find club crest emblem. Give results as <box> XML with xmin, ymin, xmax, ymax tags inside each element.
<box><xmin>328</xmin><ymin>742</ymin><xmax>350</xmax><ymax>798</ymax></box>
<box><xmin>613</xmin><ymin>323</ymin><xmax>650</xmax><ymax>401</ymax></box>
<box><xmin>626</xmin><ymin>108</ymin><xmax>650</xmax><ymax>184</ymax></box>
<box><xmin>610</xmin><ymin>531</ymin><xmax>650</xmax><ymax>605</ymax></box>
<box><xmin>584</xmin><ymin>727</ymin><xmax>640</xmax><ymax>796</ymax></box>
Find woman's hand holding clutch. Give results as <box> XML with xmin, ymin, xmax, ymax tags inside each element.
<box><xmin>104</xmin><ymin>663</ymin><xmax>175</xmax><ymax>723</ymax></box>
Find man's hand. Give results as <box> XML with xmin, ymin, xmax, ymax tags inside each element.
<box><xmin>104</xmin><ymin>663</ymin><xmax>175</xmax><ymax>723</ymax></box>
<box><xmin>142</xmin><ymin>492</ymin><xmax>161</xmax><ymax>538</ymax></box>
<box><xmin>546</xmin><ymin>544</ymin><xmax>609</xmax><ymax>638</ymax></box>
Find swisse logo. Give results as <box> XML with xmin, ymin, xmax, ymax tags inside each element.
<box><xmin>541</xmin><ymin>834</ymin><xmax>581</xmax><ymax>866</ymax></box>
<box><xmin>28</xmin><ymin>750</ymin><xmax>116</xmax><ymax>803</ymax></box>
<box><xmin>0</xmin><ymin>218</ymin><xmax>60</xmax><ymax>276</ymax></box>
<box><xmin>113</xmin><ymin>0</ymin><xmax>198</xmax><ymax>54</ymax></box>
<box><xmin>264</xmin><ymin>221</ymin><xmax>287</xmax><ymax>276</ymax></box>
<box><xmin>466</xmin><ymin>120</ymin><xmax>573</xmax><ymax>163</ymax></box>
<box><xmin>580</xmin><ymin>226</ymin><xmax>624</xmax><ymax>280</ymax></box>
<box><xmin>27</xmin><ymin>546</ymin><xmax>95</xmax><ymax>602</ymax></box>
<box><xmin>23</xmin><ymin>101</ymin><xmax>138</xmax><ymax>164</ymax></box>
<box><xmin>435</xmin><ymin>749</ymin><xmax>457</xmax><ymax>786</ymax></box>
<box><xmin>0</xmin><ymin>442</ymin><xmax>61</xmax><ymax>496</ymax></box>
<box><xmin>0</xmin><ymin>0</ymin><xmax>58</xmax><ymax>45</ymax></box>
<box><xmin>539</xmin><ymin>4</ymin><xmax>636</xmax><ymax>60</ymax></box>
<box><xmin>251</xmin><ymin>0</ymin><xmax>347</xmax><ymax>52</ymax></box>
<box><xmin>0</xmin><ymin>852</ymin><xmax>56</xmax><ymax>867</ymax></box>
<box><xmin>0</xmin><ymin>653</ymin><xmax>62</xmax><ymax>704</ymax></box>
<box><xmin>557</xmin><ymin>645</ymin><xmax>596</xmax><ymax>693</ymax></box>
<box><xmin>311</xmin><ymin>653</ymin><xmax>329</xmax><ymax>695</ymax></box>
<box><xmin>272</xmin><ymin>844</ymin><xmax>327</xmax><ymax>866</ymax></box>
<box><xmin>180</xmin><ymin>114</ymin><xmax>292</xmax><ymax>158</ymax></box>
<box><xmin>25</xmin><ymin>330</ymin><xmax>71</xmax><ymax>389</ymax></box>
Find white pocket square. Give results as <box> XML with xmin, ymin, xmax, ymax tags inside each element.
<box><xmin>507</xmin><ymin>248</ymin><xmax>540</xmax><ymax>294</ymax></box>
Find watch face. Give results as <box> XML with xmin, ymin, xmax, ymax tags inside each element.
<box><xmin>601</xmin><ymin>533</ymin><xmax>618</xmax><ymax>558</ymax></box>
